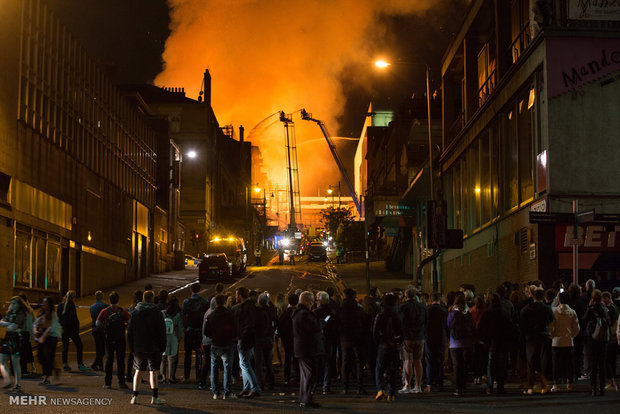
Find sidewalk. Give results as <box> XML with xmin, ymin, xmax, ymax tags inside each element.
<box><xmin>73</xmin><ymin>268</ymin><xmax>199</xmax><ymax>334</ymax></box>
<box><xmin>333</xmin><ymin>260</ymin><xmax>413</xmax><ymax>296</ymax></box>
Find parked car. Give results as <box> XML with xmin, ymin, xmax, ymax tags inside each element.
<box><xmin>307</xmin><ymin>242</ymin><xmax>327</xmax><ymax>262</ymax></box>
<box><xmin>199</xmin><ymin>253</ymin><xmax>232</xmax><ymax>282</ymax></box>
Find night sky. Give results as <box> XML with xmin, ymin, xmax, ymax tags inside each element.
<box><xmin>47</xmin><ymin>0</ymin><xmax>468</xmax><ymax>193</ymax></box>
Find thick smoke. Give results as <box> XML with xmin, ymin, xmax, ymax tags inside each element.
<box><xmin>155</xmin><ymin>0</ymin><xmax>438</xmax><ymax>193</ymax></box>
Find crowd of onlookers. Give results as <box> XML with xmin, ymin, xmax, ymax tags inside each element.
<box><xmin>1</xmin><ymin>278</ymin><xmax>619</xmax><ymax>407</ymax></box>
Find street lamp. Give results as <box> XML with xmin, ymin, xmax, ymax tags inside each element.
<box><xmin>186</xmin><ymin>150</ymin><xmax>197</xmax><ymax>159</ymax></box>
<box><xmin>374</xmin><ymin>59</ymin><xmax>434</xmax><ymax>199</ymax></box>
<box><xmin>375</xmin><ymin>58</ymin><xmax>437</xmax><ymax>291</ymax></box>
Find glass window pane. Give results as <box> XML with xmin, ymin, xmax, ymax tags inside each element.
<box><xmin>502</xmin><ymin>108</ymin><xmax>518</xmax><ymax>210</ymax></box>
<box><xmin>461</xmin><ymin>157</ymin><xmax>469</xmax><ymax>234</ymax></box>
<box><xmin>481</xmin><ymin>131</ymin><xmax>491</xmax><ymax>224</ymax></box>
<box><xmin>491</xmin><ymin>123</ymin><xmax>499</xmax><ymax>218</ymax></box>
<box><xmin>469</xmin><ymin>141</ymin><xmax>480</xmax><ymax>230</ymax></box>
<box><xmin>47</xmin><ymin>243</ymin><xmax>60</xmax><ymax>290</ymax></box>
<box><xmin>454</xmin><ymin>162</ymin><xmax>461</xmax><ymax>230</ymax></box>
<box><xmin>15</xmin><ymin>231</ymin><xmax>31</xmax><ymax>287</ymax></box>
<box><xmin>518</xmin><ymin>96</ymin><xmax>533</xmax><ymax>202</ymax></box>
<box><xmin>35</xmin><ymin>238</ymin><xmax>46</xmax><ymax>290</ymax></box>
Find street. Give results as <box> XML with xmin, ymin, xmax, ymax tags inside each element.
<box><xmin>3</xmin><ymin>258</ymin><xmax>620</xmax><ymax>413</ymax></box>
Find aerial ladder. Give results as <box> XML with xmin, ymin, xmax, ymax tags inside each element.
<box><xmin>300</xmin><ymin>109</ymin><xmax>363</xmax><ymax>217</ymax></box>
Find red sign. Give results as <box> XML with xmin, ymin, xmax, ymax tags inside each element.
<box><xmin>555</xmin><ymin>224</ymin><xmax>620</xmax><ymax>252</ymax></box>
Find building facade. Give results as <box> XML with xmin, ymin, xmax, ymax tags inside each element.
<box><xmin>438</xmin><ymin>0</ymin><xmax>620</xmax><ymax>293</ymax></box>
<box><xmin>0</xmin><ymin>0</ymin><xmax>158</xmax><ymax>304</ymax></box>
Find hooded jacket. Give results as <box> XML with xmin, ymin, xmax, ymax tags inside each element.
<box><xmin>127</xmin><ymin>302</ymin><xmax>166</xmax><ymax>354</ymax></box>
<box><xmin>550</xmin><ymin>304</ymin><xmax>580</xmax><ymax>347</ymax></box>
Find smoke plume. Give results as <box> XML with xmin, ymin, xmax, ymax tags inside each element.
<box><xmin>155</xmin><ymin>0</ymin><xmax>438</xmax><ymax>194</ymax></box>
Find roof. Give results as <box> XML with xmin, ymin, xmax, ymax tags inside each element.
<box><xmin>118</xmin><ymin>84</ymin><xmax>200</xmax><ymax>105</ymax></box>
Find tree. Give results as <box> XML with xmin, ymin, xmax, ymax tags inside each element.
<box><xmin>320</xmin><ymin>207</ymin><xmax>354</xmax><ymax>237</ymax></box>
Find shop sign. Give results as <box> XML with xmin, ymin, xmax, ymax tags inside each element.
<box><xmin>568</xmin><ymin>1</ymin><xmax>620</xmax><ymax>21</ymax></box>
<box><xmin>555</xmin><ymin>224</ymin><xmax>620</xmax><ymax>251</ymax></box>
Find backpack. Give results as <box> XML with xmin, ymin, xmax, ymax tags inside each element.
<box><xmin>376</xmin><ymin>313</ymin><xmax>402</xmax><ymax>347</ymax></box>
<box><xmin>590</xmin><ymin>307</ymin><xmax>610</xmax><ymax>343</ymax></box>
<box><xmin>104</xmin><ymin>308</ymin><xmax>125</xmax><ymax>342</ymax></box>
<box><xmin>164</xmin><ymin>312</ymin><xmax>175</xmax><ymax>335</ymax></box>
<box><xmin>183</xmin><ymin>297</ymin><xmax>206</xmax><ymax>330</ymax></box>
<box><xmin>451</xmin><ymin>310</ymin><xmax>474</xmax><ymax>341</ymax></box>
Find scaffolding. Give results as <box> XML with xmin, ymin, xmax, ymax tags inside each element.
<box><xmin>279</xmin><ymin>112</ymin><xmax>302</xmax><ymax>230</ymax></box>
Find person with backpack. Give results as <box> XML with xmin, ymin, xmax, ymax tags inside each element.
<box><xmin>161</xmin><ymin>295</ymin><xmax>183</xmax><ymax>384</ymax></box>
<box><xmin>96</xmin><ymin>291</ymin><xmax>130</xmax><ymax>389</ymax></box>
<box><xmin>602</xmin><ymin>291</ymin><xmax>618</xmax><ymax>391</ymax></box>
<box><xmin>278</xmin><ymin>293</ymin><xmax>299</xmax><ymax>385</ymax></box>
<box><xmin>90</xmin><ymin>291</ymin><xmax>108</xmax><ymax>371</ymax></box>
<box><xmin>204</xmin><ymin>294</ymin><xmax>238</xmax><ymax>399</ymax></box>
<box><xmin>254</xmin><ymin>293</ymin><xmax>275</xmax><ymax>390</ymax></box>
<box><xmin>126</xmin><ymin>289</ymin><xmax>143</xmax><ymax>384</ymax></box>
<box><xmin>293</xmin><ymin>291</ymin><xmax>322</xmax><ymax>409</ymax></box>
<box><xmin>373</xmin><ymin>293</ymin><xmax>403</xmax><ymax>402</ymax></box>
<box><xmin>520</xmin><ymin>287</ymin><xmax>555</xmax><ymax>395</ymax></box>
<box><xmin>232</xmin><ymin>286</ymin><xmax>260</xmax><ymax>398</ymax></box>
<box><xmin>447</xmin><ymin>293</ymin><xmax>473</xmax><ymax>396</ymax></box>
<box><xmin>58</xmin><ymin>290</ymin><xmax>89</xmax><ymax>372</ymax></box>
<box><xmin>336</xmin><ymin>288</ymin><xmax>366</xmax><ymax>395</ymax></box>
<box><xmin>127</xmin><ymin>290</ymin><xmax>167</xmax><ymax>405</ymax></box>
<box><xmin>398</xmin><ymin>287</ymin><xmax>427</xmax><ymax>394</ymax></box>
<box><xmin>583</xmin><ymin>289</ymin><xmax>611</xmax><ymax>396</ymax></box>
<box><xmin>0</xmin><ymin>296</ymin><xmax>31</xmax><ymax>391</ymax></box>
<box><xmin>314</xmin><ymin>291</ymin><xmax>337</xmax><ymax>394</ymax></box>
<box><xmin>181</xmin><ymin>283</ymin><xmax>207</xmax><ymax>383</ymax></box>
<box><xmin>425</xmin><ymin>292</ymin><xmax>448</xmax><ymax>392</ymax></box>
<box><xmin>479</xmin><ymin>293</ymin><xmax>517</xmax><ymax>394</ymax></box>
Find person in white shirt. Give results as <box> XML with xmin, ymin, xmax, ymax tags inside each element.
<box><xmin>549</xmin><ymin>291</ymin><xmax>580</xmax><ymax>392</ymax></box>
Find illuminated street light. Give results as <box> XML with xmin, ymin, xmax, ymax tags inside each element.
<box><xmin>375</xmin><ymin>59</ymin><xmax>391</xmax><ymax>69</ymax></box>
<box><xmin>187</xmin><ymin>150</ymin><xmax>197</xmax><ymax>159</ymax></box>
<box><xmin>254</xmin><ymin>186</ymin><xmax>262</xmax><ymax>193</ymax></box>
<box><xmin>327</xmin><ymin>188</ymin><xmax>333</xmax><ymax>195</ymax></box>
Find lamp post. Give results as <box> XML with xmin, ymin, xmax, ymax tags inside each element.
<box><xmin>375</xmin><ymin>59</ymin><xmax>437</xmax><ymax>289</ymax></box>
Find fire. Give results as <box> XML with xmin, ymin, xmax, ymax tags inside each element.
<box><xmin>155</xmin><ymin>0</ymin><xmax>437</xmax><ymax>194</ymax></box>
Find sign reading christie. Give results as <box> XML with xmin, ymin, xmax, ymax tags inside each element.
<box><xmin>547</xmin><ymin>37</ymin><xmax>620</xmax><ymax>98</ymax></box>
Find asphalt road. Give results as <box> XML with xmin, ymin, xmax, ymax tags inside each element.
<box><xmin>3</xmin><ymin>259</ymin><xmax>620</xmax><ymax>413</ymax></box>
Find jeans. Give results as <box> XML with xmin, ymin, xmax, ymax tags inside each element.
<box><xmin>375</xmin><ymin>347</ymin><xmax>399</xmax><ymax>396</ymax></box>
<box><xmin>487</xmin><ymin>349</ymin><xmax>507</xmax><ymax>391</ymax></box>
<box><xmin>199</xmin><ymin>345</ymin><xmax>211</xmax><ymax>386</ymax></box>
<box><xmin>92</xmin><ymin>331</ymin><xmax>105</xmax><ymax>368</ymax></box>
<box><xmin>104</xmin><ymin>340</ymin><xmax>126</xmax><ymax>385</ymax></box>
<box><xmin>38</xmin><ymin>337</ymin><xmax>58</xmax><ymax>377</ymax></box>
<box><xmin>450</xmin><ymin>347</ymin><xmax>471</xmax><ymax>393</ymax></box>
<box><xmin>552</xmin><ymin>346</ymin><xmax>574</xmax><ymax>384</ymax></box>
<box><xmin>425</xmin><ymin>342</ymin><xmax>445</xmax><ymax>388</ymax></box>
<box><xmin>525</xmin><ymin>336</ymin><xmax>551</xmax><ymax>388</ymax></box>
<box><xmin>588</xmin><ymin>340</ymin><xmax>607</xmax><ymax>392</ymax></box>
<box><xmin>341</xmin><ymin>342</ymin><xmax>362</xmax><ymax>390</ymax></box>
<box><xmin>210</xmin><ymin>345</ymin><xmax>234</xmax><ymax>395</ymax></box>
<box><xmin>238</xmin><ymin>346</ymin><xmax>260</xmax><ymax>392</ymax></box>
<box><xmin>61</xmin><ymin>330</ymin><xmax>83</xmax><ymax>365</ymax></box>
<box><xmin>254</xmin><ymin>337</ymin><xmax>274</xmax><ymax>388</ymax></box>
<box><xmin>183</xmin><ymin>329</ymin><xmax>202</xmax><ymax>381</ymax></box>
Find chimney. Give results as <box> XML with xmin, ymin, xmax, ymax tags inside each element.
<box><xmin>203</xmin><ymin>69</ymin><xmax>211</xmax><ymax>106</ymax></box>
<box><xmin>239</xmin><ymin>125</ymin><xmax>244</xmax><ymax>142</ymax></box>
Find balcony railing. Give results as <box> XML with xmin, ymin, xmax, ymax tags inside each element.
<box><xmin>476</xmin><ymin>70</ymin><xmax>496</xmax><ymax>110</ymax></box>
<box><xmin>510</xmin><ymin>23</ymin><xmax>532</xmax><ymax>64</ymax></box>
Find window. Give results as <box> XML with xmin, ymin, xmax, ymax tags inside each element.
<box><xmin>501</xmin><ymin>109</ymin><xmax>519</xmax><ymax>210</ymax></box>
<box><xmin>15</xmin><ymin>231</ymin><xmax>31</xmax><ymax>287</ymax></box>
<box><xmin>35</xmin><ymin>237</ymin><xmax>46</xmax><ymax>290</ymax></box>
<box><xmin>518</xmin><ymin>96</ymin><xmax>534</xmax><ymax>202</ymax></box>
<box><xmin>480</xmin><ymin>131</ymin><xmax>491</xmax><ymax>225</ymax></box>
<box><xmin>510</xmin><ymin>0</ymin><xmax>532</xmax><ymax>63</ymax></box>
<box><xmin>490</xmin><ymin>123</ymin><xmax>499</xmax><ymax>218</ymax></box>
<box><xmin>454</xmin><ymin>162</ymin><xmax>462</xmax><ymax>230</ymax></box>
<box><xmin>468</xmin><ymin>141</ymin><xmax>480</xmax><ymax>231</ymax></box>
<box><xmin>47</xmin><ymin>243</ymin><xmax>61</xmax><ymax>291</ymax></box>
